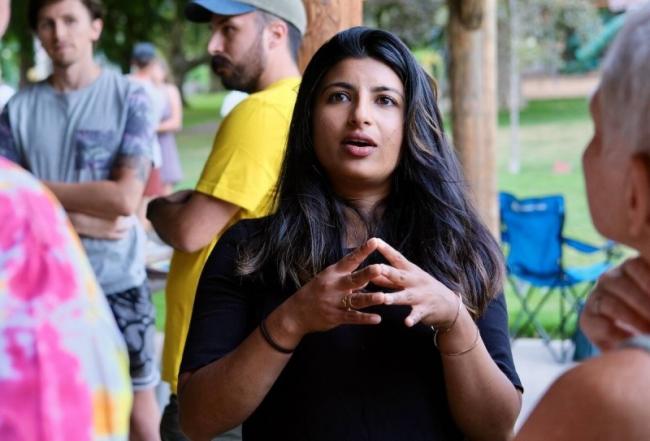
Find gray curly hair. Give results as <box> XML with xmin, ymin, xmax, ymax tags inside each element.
<box><xmin>599</xmin><ymin>4</ymin><xmax>650</xmax><ymax>153</ymax></box>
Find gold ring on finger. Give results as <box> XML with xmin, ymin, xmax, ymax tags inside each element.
<box><xmin>341</xmin><ymin>294</ymin><xmax>354</xmax><ymax>311</ymax></box>
<box><xmin>341</xmin><ymin>294</ymin><xmax>351</xmax><ymax>311</ymax></box>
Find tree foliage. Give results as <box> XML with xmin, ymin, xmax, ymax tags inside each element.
<box><xmin>2</xmin><ymin>0</ymin><xmax>211</xmax><ymax>101</ymax></box>
<box><xmin>512</xmin><ymin>0</ymin><xmax>603</xmax><ymax>74</ymax></box>
<box><xmin>1</xmin><ymin>0</ymin><xmax>605</xmax><ymax>101</ymax></box>
<box><xmin>3</xmin><ymin>0</ymin><xmax>35</xmax><ymax>85</ymax></box>
<box><xmin>363</xmin><ymin>0</ymin><xmax>447</xmax><ymax>48</ymax></box>
<box><xmin>101</xmin><ymin>0</ymin><xmax>211</xmax><ymax>99</ymax></box>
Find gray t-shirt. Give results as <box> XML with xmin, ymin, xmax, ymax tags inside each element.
<box><xmin>0</xmin><ymin>69</ymin><xmax>154</xmax><ymax>295</ymax></box>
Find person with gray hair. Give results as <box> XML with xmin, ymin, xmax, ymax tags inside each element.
<box><xmin>515</xmin><ymin>5</ymin><xmax>650</xmax><ymax>440</ymax></box>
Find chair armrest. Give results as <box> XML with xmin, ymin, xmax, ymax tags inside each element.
<box><xmin>563</xmin><ymin>237</ymin><xmax>621</xmax><ymax>261</ymax></box>
<box><xmin>602</xmin><ymin>240</ymin><xmax>623</xmax><ymax>261</ymax></box>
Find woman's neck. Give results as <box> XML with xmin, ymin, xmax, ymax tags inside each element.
<box><xmin>334</xmin><ymin>182</ymin><xmax>390</xmax><ymax>216</ymax></box>
<box><xmin>332</xmin><ymin>181</ymin><xmax>390</xmax><ymax>248</ymax></box>
<box><xmin>341</xmin><ymin>200</ymin><xmax>386</xmax><ymax>249</ymax></box>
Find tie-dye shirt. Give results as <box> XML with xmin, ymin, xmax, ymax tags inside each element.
<box><xmin>0</xmin><ymin>158</ymin><xmax>132</xmax><ymax>440</ymax></box>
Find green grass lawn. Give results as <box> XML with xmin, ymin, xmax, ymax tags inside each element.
<box><xmin>153</xmin><ymin>95</ymin><xmax>622</xmax><ymax>337</ymax></box>
<box><xmin>498</xmin><ymin>99</ymin><xmax>597</xmax><ymax>243</ymax></box>
<box><xmin>496</xmin><ymin>98</ymin><xmax>628</xmax><ymax>337</ymax></box>
<box><xmin>182</xmin><ymin>93</ymin><xmax>227</xmax><ymax>127</ymax></box>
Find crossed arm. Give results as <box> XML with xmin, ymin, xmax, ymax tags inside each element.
<box><xmin>45</xmin><ymin>155</ymin><xmax>150</xmax><ymax>219</ymax></box>
<box><xmin>146</xmin><ymin>190</ymin><xmax>239</xmax><ymax>253</ymax></box>
<box><xmin>44</xmin><ymin>155</ymin><xmax>150</xmax><ymax>239</ymax></box>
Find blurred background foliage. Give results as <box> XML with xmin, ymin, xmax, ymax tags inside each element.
<box><xmin>0</xmin><ymin>0</ymin><xmax>620</xmax><ymax>108</ymax></box>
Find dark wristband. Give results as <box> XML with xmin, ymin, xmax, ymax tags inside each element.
<box><xmin>259</xmin><ymin>318</ymin><xmax>295</xmax><ymax>354</ymax></box>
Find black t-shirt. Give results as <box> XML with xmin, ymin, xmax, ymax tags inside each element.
<box><xmin>181</xmin><ymin>218</ymin><xmax>522</xmax><ymax>441</ymax></box>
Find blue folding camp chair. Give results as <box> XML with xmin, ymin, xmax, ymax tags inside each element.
<box><xmin>499</xmin><ymin>192</ymin><xmax>618</xmax><ymax>362</ymax></box>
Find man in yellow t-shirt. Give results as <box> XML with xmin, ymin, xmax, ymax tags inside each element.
<box><xmin>147</xmin><ymin>1</ymin><xmax>305</xmax><ymax>440</ymax></box>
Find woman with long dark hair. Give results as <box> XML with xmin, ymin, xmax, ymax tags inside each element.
<box><xmin>178</xmin><ymin>27</ymin><xmax>522</xmax><ymax>441</ymax></box>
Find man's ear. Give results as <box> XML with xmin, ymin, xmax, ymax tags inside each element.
<box><xmin>266</xmin><ymin>20</ymin><xmax>287</xmax><ymax>50</ymax></box>
<box><xmin>90</xmin><ymin>18</ymin><xmax>103</xmax><ymax>43</ymax></box>
<box><xmin>625</xmin><ymin>153</ymin><xmax>650</xmax><ymax>238</ymax></box>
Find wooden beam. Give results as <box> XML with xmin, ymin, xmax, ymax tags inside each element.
<box><xmin>298</xmin><ymin>0</ymin><xmax>364</xmax><ymax>70</ymax></box>
<box><xmin>448</xmin><ymin>0</ymin><xmax>499</xmax><ymax>235</ymax></box>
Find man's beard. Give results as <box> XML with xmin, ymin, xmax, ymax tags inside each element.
<box><xmin>210</xmin><ymin>36</ymin><xmax>266</xmax><ymax>94</ymax></box>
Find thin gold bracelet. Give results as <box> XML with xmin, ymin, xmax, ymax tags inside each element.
<box><xmin>437</xmin><ymin>324</ymin><xmax>480</xmax><ymax>357</ymax></box>
<box><xmin>431</xmin><ymin>291</ymin><xmax>462</xmax><ymax>340</ymax></box>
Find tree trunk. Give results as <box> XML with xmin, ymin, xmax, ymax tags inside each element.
<box><xmin>298</xmin><ymin>0</ymin><xmax>363</xmax><ymax>71</ymax></box>
<box><xmin>448</xmin><ymin>0</ymin><xmax>499</xmax><ymax>235</ymax></box>
<box><xmin>169</xmin><ymin>52</ymin><xmax>211</xmax><ymax>106</ymax></box>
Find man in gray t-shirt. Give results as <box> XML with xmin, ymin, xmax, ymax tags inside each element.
<box><xmin>0</xmin><ymin>0</ymin><xmax>161</xmax><ymax>439</ymax></box>
<box><xmin>1</xmin><ymin>70</ymin><xmax>152</xmax><ymax>295</ymax></box>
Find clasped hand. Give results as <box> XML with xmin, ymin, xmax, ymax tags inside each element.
<box><xmin>285</xmin><ymin>237</ymin><xmax>461</xmax><ymax>337</ymax></box>
<box><xmin>68</xmin><ymin>212</ymin><xmax>134</xmax><ymax>240</ymax></box>
<box><xmin>581</xmin><ymin>256</ymin><xmax>650</xmax><ymax>350</ymax></box>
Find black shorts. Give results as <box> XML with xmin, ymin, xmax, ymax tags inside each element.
<box><xmin>107</xmin><ymin>283</ymin><xmax>160</xmax><ymax>390</ymax></box>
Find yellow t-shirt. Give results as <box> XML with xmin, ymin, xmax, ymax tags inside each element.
<box><xmin>161</xmin><ymin>77</ymin><xmax>300</xmax><ymax>393</ymax></box>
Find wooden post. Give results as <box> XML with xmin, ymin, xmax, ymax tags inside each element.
<box><xmin>298</xmin><ymin>0</ymin><xmax>364</xmax><ymax>70</ymax></box>
<box><xmin>448</xmin><ymin>0</ymin><xmax>499</xmax><ymax>235</ymax></box>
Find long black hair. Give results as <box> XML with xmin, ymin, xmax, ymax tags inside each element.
<box><xmin>239</xmin><ymin>27</ymin><xmax>503</xmax><ymax>316</ymax></box>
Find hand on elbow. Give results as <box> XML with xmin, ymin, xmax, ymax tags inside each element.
<box><xmin>152</xmin><ymin>223</ymin><xmax>208</xmax><ymax>253</ymax></box>
<box><xmin>112</xmin><ymin>194</ymin><xmax>140</xmax><ymax>216</ymax></box>
<box><xmin>173</xmin><ymin>234</ymin><xmax>208</xmax><ymax>254</ymax></box>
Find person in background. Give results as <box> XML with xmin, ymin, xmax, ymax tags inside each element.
<box><xmin>178</xmin><ymin>27</ymin><xmax>522</xmax><ymax>441</ymax></box>
<box><xmin>147</xmin><ymin>1</ymin><xmax>306</xmax><ymax>439</ymax></box>
<box><xmin>0</xmin><ymin>1</ymin><xmax>160</xmax><ymax>439</ymax></box>
<box><xmin>150</xmin><ymin>58</ymin><xmax>183</xmax><ymax>195</ymax></box>
<box><xmin>515</xmin><ymin>5</ymin><xmax>650</xmax><ymax>440</ymax></box>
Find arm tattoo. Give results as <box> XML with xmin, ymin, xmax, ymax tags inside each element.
<box><xmin>114</xmin><ymin>155</ymin><xmax>151</xmax><ymax>182</ymax></box>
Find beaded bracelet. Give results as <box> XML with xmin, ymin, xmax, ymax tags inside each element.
<box><xmin>259</xmin><ymin>318</ymin><xmax>295</xmax><ymax>354</ymax></box>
